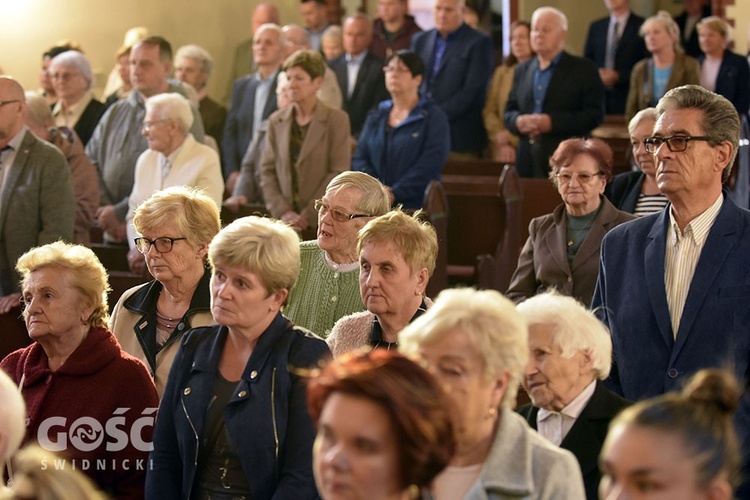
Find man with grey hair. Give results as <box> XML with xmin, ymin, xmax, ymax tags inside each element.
<box><xmin>223</xmin><ymin>23</ymin><xmax>285</xmax><ymax>192</ymax></box>
<box><xmin>592</xmin><ymin>84</ymin><xmax>750</xmax><ymax>496</ymax></box>
<box><xmin>0</xmin><ymin>77</ymin><xmax>74</xmax><ymax>313</ymax></box>
<box><xmin>505</xmin><ymin>6</ymin><xmax>605</xmax><ymax>177</ymax></box>
<box><xmin>86</xmin><ymin>36</ymin><xmax>205</xmax><ymax>243</ymax></box>
<box><xmin>410</xmin><ymin>0</ymin><xmax>493</xmax><ymax>157</ymax></box>
<box><xmin>126</xmin><ymin>93</ymin><xmax>222</xmax><ymax>274</ymax></box>
<box><xmin>329</xmin><ymin>13</ymin><xmax>387</xmax><ymax>138</ymax></box>
<box><xmin>282</xmin><ymin>24</ymin><xmax>342</xmax><ymax>109</ymax></box>
<box><xmin>516</xmin><ymin>291</ymin><xmax>630</xmax><ymax>500</ymax></box>
<box><xmin>24</xmin><ymin>91</ymin><xmax>99</xmax><ymax>246</ymax></box>
<box><xmin>49</xmin><ymin>50</ymin><xmax>106</xmax><ymax>145</ymax></box>
<box><xmin>229</xmin><ymin>2</ymin><xmax>281</xmax><ymax>88</ymax></box>
<box><xmin>175</xmin><ymin>44</ymin><xmax>227</xmax><ymax>154</ymax></box>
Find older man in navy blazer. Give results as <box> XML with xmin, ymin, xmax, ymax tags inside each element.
<box><xmin>410</xmin><ymin>0</ymin><xmax>493</xmax><ymax>157</ymax></box>
<box><xmin>0</xmin><ymin>77</ymin><xmax>74</xmax><ymax>313</ymax></box>
<box><xmin>592</xmin><ymin>85</ymin><xmax>750</xmax><ymax>496</ymax></box>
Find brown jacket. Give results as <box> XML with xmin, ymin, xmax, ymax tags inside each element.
<box><xmin>625</xmin><ymin>53</ymin><xmax>701</xmax><ymax>120</ymax></box>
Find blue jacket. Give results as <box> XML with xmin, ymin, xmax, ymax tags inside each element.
<box><xmin>353</xmin><ymin>99</ymin><xmax>450</xmax><ymax>209</ymax></box>
<box><xmin>698</xmin><ymin>49</ymin><xmax>750</xmax><ymax>120</ymax></box>
<box><xmin>411</xmin><ymin>23</ymin><xmax>493</xmax><ymax>154</ymax></box>
<box><xmin>146</xmin><ymin>314</ymin><xmax>330</xmax><ymax>499</ymax></box>
<box><xmin>592</xmin><ymin>193</ymin><xmax>750</xmax><ymax>490</ymax></box>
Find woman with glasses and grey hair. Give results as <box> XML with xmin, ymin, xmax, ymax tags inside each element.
<box><xmin>283</xmin><ymin>171</ymin><xmax>390</xmax><ymax>338</ymax></box>
<box><xmin>507</xmin><ymin>138</ymin><xmax>634</xmax><ymax>305</ymax></box>
<box><xmin>110</xmin><ymin>186</ymin><xmax>221</xmax><ymax>397</ymax></box>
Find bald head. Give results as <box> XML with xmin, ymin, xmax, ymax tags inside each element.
<box><xmin>283</xmin><ymin>24</ymin><xmax>311</xmax><ymax>56</ymax></box>
<box><xmin>0</xmin><ymin>77</ymin><xmax>26</xmax><ymax>147</ymax></box>
<box><xmin>252</xmin><ymin>3</ymin><xmax>281</xmax><ymax>33</ymax></box>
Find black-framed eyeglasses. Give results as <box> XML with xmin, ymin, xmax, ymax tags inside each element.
<box><xmin>643</xmin><ymin>135</ymin><xmax>713</xmax><ymax>154</ymax></box>
<box><xmin>555</xmin><ymin>172</ymin><xmax>604</xmax><ymax>185</ymax></box>
<box><xmin>0</xmin><ymin>100</ymin><xmax>20</xmax><ymax>108</ymax></box>
<box><xmin>314</xmin><ymin>199</ymin><xmax>371</xmax><ymax>222</ymax></box>
<box><xmin>134</xmin><ymin>236</ymin><xmax>187</xmax><ymax>254</ymax></box>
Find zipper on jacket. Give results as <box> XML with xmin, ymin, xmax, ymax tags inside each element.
<box><xmin>271</xmin><ymin>367</ymin><xmax>279</xmax><ymax>481</ymax></box>
<box><xmin>181</xmin><ymin>394</ymin><xmax>203</xmax><ymax>499</ymax></box>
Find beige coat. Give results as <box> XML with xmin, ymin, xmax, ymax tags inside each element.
<box><xmin>625</xmin><ymin>53</ymin><xmax>701</xmax><ymax>120</ymax></box>
<box><xmin>260</xmin><ymin>101</ymin><xmax>351</xmax><ymax>227</ymax></box>
<box><xmin>482</xmin><ymin>64</ymin><xmax>520</xmax><ymax>153</ymax></box>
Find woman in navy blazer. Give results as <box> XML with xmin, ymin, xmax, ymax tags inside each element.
<box><xmin>697</xmin><ymin>17</ymin><xmax>750</xmax><ymax>120</ymax></box>
<box><xmin>353</xmin><ymin>50</ymin><xmax>450</xmax><ymax>210</ymax></box>
<box><xmin>146</xmin><ymin>216</ymin><xmax>330</xmax><ymax>499</ymax></box>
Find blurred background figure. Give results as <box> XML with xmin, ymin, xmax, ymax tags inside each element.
<box><xmin>102</xmin><ymin>27</ymin><xmax>148</xmax><ymax>103</ymax></box>
<box><xmin>605</xmin><ymin>108</ymin><xmax>668</xmax><ymax>216</ymax></box>
<box><xmin>600</xmin><ymin>369</ymin><xmax>740</xmax><ymax>500</ymax></box>
<box><xmin>0</xmin><ymin>242</ymin><xmax>158</xmax><ymax>498</ymax></box>
<box><xmin>307</xmin><ymin>349</ymin><xmax>455</xmax><ymax>499</ymax></box>
<box><xmin>111</xmin><ymin>187</ymin><xmax>220</xmax><ymax>397</ymax></box>
<box><xmin>0</xmin><ymin>370</ymin><xmax>25</xmax><ymax>495</ymax></box>
<box><xmin>321</xmin><ymin>25</ymin><xmax>344</xmax><ymax>60</ymax></box>
<box><xmin>49</xmin><ymin>50</ymin><xmax>106</xmax><ymax>146</ymax></box>
<box><xmin>353</xmin><ymin>50</ymin><xmax>449</xmax><ymax>210</ymax></box>
<box><xmin>516</xmin><ymin>291</ymin><xmax>631</xmax><ymax>500</ymax></box>
<box><xmin>507</xmin><ymin>138</ymin><xmax>634</xmax><ymax>305</ymax></box>
<box><xmin>400</xmin><ymin>288</ymin><xmax>585</xmax><ymax>498</ymax></box>
<box><xmin>148</xmin><ymin>216</ymin><xmax>330</xmax><ymax>498</ymax></box>
<box><xmin>284</xmin><ymin>172</ymin><xmax>390</xmax><ymax>338</ymax></box>
<box><xmin>38</xmin><ymin>41</ymin><xmax>81</xmax><ymax>107</ymax></box>
<box><xmin>369</xmin><ymin>0</ymin><xmax>422</xmax><ymax>60</ymax></box>
<box><xmin>24</xmin><ymin>91</ymin><xmax>100</xmax><ymax>246</ymax></box>
<box><xmin>625</xmin><ymin>11</ymin><xmax>700</xmax><ymax>120</ymax></box>
<box><xmin>175</xmin><ymin>44</ymin><xmax>228</xmax><ymax>157</ymax></box>
<box><xmin>327</xmin><ymin>209</ymin><xmax>436</xmax><ymax>357</ymax></box>
<box><xmin>697</xmin><ymin>16</ymin><xmax>750</xmax><ymax>121</ymax></box>
<box><xmin>11</xmin><ymin>444</ymin><xmax>107</xmax><ymax>500</ymax></box>
<box><xmin>483</xmin><ymin>20</ymin><xmax>533</xmax><ymax>164</ymax></box>
<box><xmin>300</xmin><ymin>0</ymin><xmax>331</xmax><ymax>51</ymax></box>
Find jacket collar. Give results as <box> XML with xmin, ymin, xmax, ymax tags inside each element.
<box><xmin>123</xmin><ymin>267</ymin><xmax>212</xmax><ymax>317</ymax></box>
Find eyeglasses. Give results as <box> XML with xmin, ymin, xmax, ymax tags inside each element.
<box><xmin>134</xmin><ymin>236</ymin><xmax>187</xmax><ymax>254</ymax></box>
<box><xmin>0</xmin><ymin>100</ymin><xmax>19</xmax><ymax>108</ymax></box>
<box><xmin>643</xmin><ymin>135</ymin><xmax>713</xmax><ymax>154</ymax></box>
<box><xmin>555</xmin><ymin>172</ymin><xmax>604</xmax><ymax>185</ymax></box>
<box><xmin>141</xmin><ymin>119</ymin><xmax>172</xmax><ymax>132</ymax></box>
<box><xmin>314</xmin><ymin>199</ymin><xmax>371</xmax><ymax>222</ymax></box>
<box><xmin>382</xmin><ymin>65</ymin><xmax>411</xmax><ymax>74</ymax></box>
<box><xmin>51</xmin><ymin>72</ymin><xmax>80</xmax><ymax>81</ymax></box>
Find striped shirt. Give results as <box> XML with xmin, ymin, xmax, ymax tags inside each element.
<box><xmin>664</xmin><ymin>194</ymin><xmax>723</xmax><ymax>337</ymax></box>
<box><xmin>634</xmin><ymin>193</ymin><xmax>669</xmax><ymax>217</ymax></box>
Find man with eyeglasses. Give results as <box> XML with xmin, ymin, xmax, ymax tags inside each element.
<box><xmin>0</xmin><ymin>76</ymin><xmax>74</xmax><ymax>313</ymax></box>
<box><xmin>592</xmin><ymin>84</ymin><xmax>750</xmax><ymax>497</ymax></box>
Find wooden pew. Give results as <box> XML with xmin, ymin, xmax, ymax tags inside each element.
<box><xmin>220</xmin><ymin>204</ymin><xmax>271</xmax><ymax>227</ymax></box>
<box><xmin>422</xmin><ymin>180</ymin><xmax>448</xmax><ymax>298</ymax></box>
<box><xmin>107</xmin><ymin>270</ymin><xmax>150</xmax><ymax>313</ymax></box>
<box><xmin>592</xmin><ymin>114</ymin><xmax>632</xmax><ymax>176</ymax></box>
<box><xmin>90</xmin><ymin>243</ymin><xmax>130</xmax><ymax>273</ymax></box>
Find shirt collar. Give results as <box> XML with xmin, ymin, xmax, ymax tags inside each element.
<box><xmin>610</xmin><ymin>11</ymin><xmax>630</xmax><ymax>26</ymax></box>
<box><xmin>4</xmin><ymin>126</ymin><xmax>27</xmax><ymax>153</ymax></box>
<box><xmin>51</xmin><ymin>91</ymin><xmax>93</xmax><ymax>118</ymax></box>
<box><xmin>668</xmin><ymin>193</ymin><xmax>724</xmax><ymax>245</ymax></box>
<box><xmin>255</xmin><ymin>68</ymin><xmax>279</xmax><ymax>84</ymax></box>
<box><xmin>537</xmin><ymin>379</ymin><xmax>597</xmax><ymax>422</ymax></box>
<box><xmin>346</xmin><ymin>50</ymin><xmax>368</xmax><ymax>65</ymax></box>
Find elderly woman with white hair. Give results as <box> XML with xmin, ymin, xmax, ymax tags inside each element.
<box><xmin>515</xmin><ymin>291</ymin><xmax>630</xmax><ymax>500</ymax></box>
<box><xmin>126</xmin><ymin>92</ymin><xmax>223</xmax><ymax>274</ymax></box>
<box><xmin>49</xmin><ymin>50</ymin><xmax>106</xmax><ymax>145</ymax></box>
<box><xmin>400</xmin><ymin>288</ymin><xmax>585</xmax><ymax>499</ymax></box>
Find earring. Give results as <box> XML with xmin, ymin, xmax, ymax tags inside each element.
<box><xmin>488</xmin><ymin>407</ymin><xmax>497</xmax><ymax>417</ymax></box>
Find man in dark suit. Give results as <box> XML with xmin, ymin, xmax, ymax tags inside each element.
<box><xmin>0</xmin><ymin>77</ymin><xmax>74</xmax><ymax>312</ymax></box>
<box><xmin>516</xmin><ymin>292</ymin><xmax>630</xmax><ymax>500</ymax></box>
<box><xmin>505</xmin><ymin>7</ymin><xmax>605</xmax><ymax>178</ymax></box>
<box><xmin>223</xmin><ymin>23</ymin><xmax>284</xmax><ymax>192</ymax></box>
<box><xmin>328</xmin><ymin>14</ymin><xmax>387</xmax><ymax>138</ymax></box>
<box><xmin>410</xmin><ymin>0</ymin><xmax>493</xmax><ymax>157</ymax></box>
<box><xmin>583</xmin><ymin>0</ymin><xmax>647</xmax><ymax>115</ymax></box>
<box><xmin>674</xmin><ymin>0</ymin><xmax>711</xmax><ymax>58</ymax></box>
<box><xmin>592</xmin><ymin>84</ymin><xmax>750</xmax><ymax>497</ymax></box>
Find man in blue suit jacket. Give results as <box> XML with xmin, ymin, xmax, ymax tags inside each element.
<box><xmin>223</xmin><ymin>24</ymin><xmax>283</xmax><ymax>187</ymax></box>
<box><xmin>410</xmin><ymin>0</ymin><xmax>493</xmax><ymax>157</ymax></box>
<box><xmin>504</xmin><ymin>7</ymin><xmax>605</xmax><ymax>178</ymax></box>
<box><xmin>592</xmin><ymin>85</ymin><xmax>750</xmax><ymax>496</ymax></box>
<box><xmin>583</xmin><ymin>0</ymin><xmax>647</xmax><ymax>114</ymax></box>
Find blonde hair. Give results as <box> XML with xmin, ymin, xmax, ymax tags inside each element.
<box><xmin>326</xmin><ymin>171</ymin><xmax>390</xmax><ymax>218</ymax></box>
<box><xmin>357</xmin><ymin>209</ymin><xmax>438</xmax><ymax>276</ymax></box>
<box><xmin>641</xmin><ymin>11</ymin><xmax>683</xmax><ymax>54</ymax></box>
<box><xmin>12</xmin><ymin>445</ymin><xmax>107</xmax><ymax>500</ymax></box>
<box><xmin>133</xmin><ymin>186</ymin><xmax>221</xmax><ymax>253</ymax></box>
<box><xmin>209</xmin><ymin>216</ymin><xmax>300</xmax><ymax>296</ymax></box>
<box><xmin>400</xmin><ymin>288</ymin><xmax>528</xmax><ymax>408</ymax></box>
<box><xmin>16</xmin><ymin>242</ymin><xmax>109</xmax><ymax>328</ymax></box>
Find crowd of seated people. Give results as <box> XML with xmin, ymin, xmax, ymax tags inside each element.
<box><xmin>0</xmin><ymin>0</ymin><xmax>749</xmax><ymax>497</ymax></box>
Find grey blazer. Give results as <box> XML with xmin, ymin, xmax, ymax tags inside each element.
<box><xmin>0</xmin><ymin>130</ymin><xmax>74</xmax><ymax>294</ymax></box>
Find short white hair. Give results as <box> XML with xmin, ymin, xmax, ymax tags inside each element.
<box><xmin>400</xmin><ymin>288</ymin><xmax>528</xmax><ymax>408</ymax></box>
<box><xmin>0</xmin><ymin>369</ymin><xmax>26</xmax><ymax>461</ymax></box>
<box><xmin>145</xmin><ymin>93</ymin><xmax>194</xmax><ymax>133</ymax></box>
<box><xmin>516</xmin><ymin>291</ymin><xmax>612</xmax><ymax>379</ymax></box>
<box><xmin>254</xmin><ymin>23</ymin><xmax>287</xmax><ymax>46</ymax></box>
<box><xmin>175</xmin><ymin>44</ymin><xmax>214</xmax><ymax>77</ymax></box>
<box><xmin>532</xmin><ymin>6</ymin><xmax>568</xmax><ymax>31</ymax></box>
<box><xmin>24</xmin><ymin>91</ymin><xmax>53</xmax><ymax>128</ymax></box>
<box><xmin>50</xmin><ymin>50</ymin><xmax>93</xmax><ymax>90</ymax></box>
